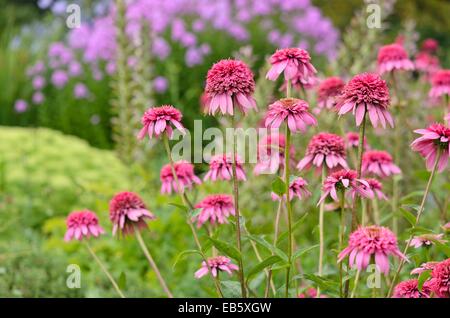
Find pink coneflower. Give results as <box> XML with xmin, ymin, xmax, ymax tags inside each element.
<box><xmin>361</xmin><ymin>150</ymin><xmax>401</xmax><ymax>178</ymax></box>
<box><xmin>338</xmin><ymin>225</ymin><xmax>408</xmax><ymax>275</ymax></box>
<box><xmin>254</xmin><ymin>133</ymin><xmax>294</xmax><ymax>175</ymax></box>
<box><xmin>297</xmin><ymin>133</ymin><xmax>348</xmax><ymax>171</ymax></box>
<box><xmin>317</xmin><ymin>77</ymin><xmax>345</xmax><ymax>110</ymax></box>
<box><xmin>392</xmin><ymin>279</ymin><xmax>432</xmax><ymax>298</ymax></box>
<box><xmin>266</xmin><ymin>48</ymin><xmax>317</xmax><ymax>82</ymax></box>
<box><xmin>14</xmin><ymin>99</ymin><xmax>28</xmax><ymax>113</ymax></box>
<box><xmin>287</xmin><ymin>74</ymin><xmax>319</xmax><ymax>91</ymax></box>
<box><xmin>411</xmin><ymin>262</ymin><xmax>439</xmax><ymax>275</ymax></box>
<box><xmin>51</xmin><ymin>70</ymin><xmax>68</xmax><ymax>88</ymax></box>
<box><xmin>421</xmin><ymin>38</ymin><xmax>439</xmax><ymax>54</ymax></box>
<box><xmin>272</xmin><ymin>177</ymin><xmax>311</xmax><ymax>201</ymax></box>
<box><xmin>429</xmin><ymin>258</ymin><xmax>450</xmax><ymax>298</ymax></box>
<box><xmin>443</xmin><ymin>222</ymin><xmax>450</xmax><ymax>232</ymax></box>
<box><xmin>264</xmin><ymin>98</ymin><xmax>316</xmax><ymax>133</ymax></box>
<box><xmin>194</xmin><ymin>256</ymin><xmax>239</xmax><ymax>279</ymax></box>
<box><xmin>429</xmin><ymin>69</ymin><xmax>450</xmax><ymax>99</ymax></box>
<box><xmin>409</xmin><ymin>233</ymin><xmax>447</xmax><ymax>248</ymax></box>
<box><xmin>109</xmin><ymin>191</ymin><xmax>156</xmax><ymax>236</ymax></box>
<box><xmin>414</xmin><ymin>52</ymin><xmax>440</xmax><ymax>75</ymax></box>
<box><xmin>318</xmin><ymin>170</ymin><xmax>372</xmax><ymax>205</ymax></box>
<box><xmin>160</xmin><ymin>161</ymin><xmax>202</xmax><ymax>194</ymax></box>
<box><xmin>365</xmin><ymin>178</ymin><xmax>388</xmax><ymax>200</ymax></box>
<box><xmin>204</xmin><ymin>154</ymin><xmax>246</xmax><ymax>182</ymax></box>
<box><xmin>377</xmin><ymin>43</ymin><xmax>414</xmax><ymax>75</ymax></box>
<box><xmin>345</xmin><ymin>132</ymin><xmax>368</xmax><ymax>149</ymax></box>
<box><xmin>138</xmin><ymin>105</ymin><xmax>185</xmax><ymax>139</ymax></box>
<box><xmin>298</xmin><ymin>288</ymin><xmax>327</xmax><ymax>298</ymax></box>
<box><xmin>193</xmin><ymin>194</ymin><xmax>235</xmax><ymax>227</ymax></box>
<box><xmin>204</xmin><ymin>59</ymin><xmax>256</xmax><ymax>115</ymax></box>
<box><xmin>64</xmin><ymin>210</ymin><xmax>105</xmax><ymax>241</ymax></box>
<box><xmin>335</xmin><ymin>73</ymin><xmax>393</xmax><ymax>128</ymax></box>
<box><xmin>411</xmin><ymin>123</ymin><xmax>450</xmax><ymax>172</ymax></box>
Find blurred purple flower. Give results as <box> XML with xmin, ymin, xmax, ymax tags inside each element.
<box><xmin>32</xmin><ymin>76</ymin><xmax>46</xmax><ymax>90</ymax></box>
<box><xmin>154</xmin><ymin>76</ymin><xmax>168</xmax><ymax>93</ymax></box>
<box><xmin>32</xmin><ymin>91</ymin><xmax>45</xmax><ymax>105</ymax></box>
<box><xmin>14</xmin><ymin>100</ymin><xmax>28</xmax><ymax>113</ymax></box>
<box><xmin>51</xmin><ymin>70</ymin><xmax>69</xmax><ymax>88</ymax></box>
<box><xmin>74</xmin><ymin>83</ymin><xmax>89</xmax><ymax>99</ymax></box>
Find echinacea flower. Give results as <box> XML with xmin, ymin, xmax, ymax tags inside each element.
<box><xmin>193</xmin><ymin>194</ymin><xmax>235</xmax><ymax>227</ymax></box>
<box><xmin>317</xmin><ymin>76</ymin><xmax>345</xmax><ymax>110</ymax></box>
<box><xmin>429</xmin><ymin>69</ymin><xmax>450</xmax><ymax>99</ymax></box>
<box><xmin>266</xmin><ymin>48</ymin><xmax>317</xmax><ymax>82</ymax></box>
<box><xmin>429</xmin><ymin>258</ymin><xmax>450</xmax><ymax>298</ymax></box>
<box><xmin>409</xmin><ymin>234</ymin><xmax>447</xmax><ymax>248</ymax></box>
<box><xmin>338</xmin><ymin>225</ymin><xmax>408</xmax><ymax>275</ymax></box>
<box><xmin>377</xmin><ymin>43</ymin><xmax>414</xmax><ymax>75</ymax></box>
<box><xmin>297</xmin><ymin>133</ymin><xmax>348</xmax><ymax>171</ymax></box>
<box><xmin>361</xmin><ymin>150</ymin><xmax>401</xmax><ymax>178</ymax></box>
<box><xmin>443</xmin><ymin>222</ymin><xmax>450</xmax><ymax>232</ymax></box>
<box><xmin>160</xmin><ymin>161</ymin><xmax>202</xmax><ymax>194</ymax></box>
<box><xmin>254</xmin><ymin>133</ymin><xmax>294</xmax><ymax>175</ymax></box>
<box><xmin>138</xmin><ymin>105</ymin><xmax>185</xmax><ymax>139</ymax></box>
<box><xmin>364</xmin><ymin>178</ymin><xmax>388</xmax><ymax>200</ymax></box>
<box><xmin>414</xmin><ymin>52</ymin><xmax>440</xmax><ymax>75</ymax></box>
<box><xmin>392</xmin><ymin>279</ymin><xmax>432</xmax><ymax>298</ymax></box>
<box><xmin>421</xmin><ymin>38</ymin><xmax>439</xmax><ymax>54</ymax></box>
<box><xmin>272</xmin><ymin>177</ymin><xmax>311</xmax><ymax>201</ymax></box>
<box><xmin>411</xmin><ymin>262</ymin><xmax>438</xmax><ymax>275</ymax></box>
<box><xmin>411</xmin><ymin>123</ymin><xmax>450</xmax><ymax>172</ymax></box>
<box><xmin>194</xmin><ymin>256</ymin><xmax>239</xmax><ymax>279</ymax></box>
<box><xmin>264</xmin><ymin>98</ymin><xmax>317</xmax><ymax>133</ymax></box>
<box><xmin>204</xmin><ymin>59</ymin><xmax>256</xmax><ymax>115</ymax></box>
<box><xmin>64</xmin><ymin>210</ymin><xmax>105</xmax><ymax>241</ymax></box>
<box><xmin>204</xmin><ymin>154</ymin><xmax>246</xmax><ymax>182</ymax></box>
<box><xmin>109</xmin><ymin>191</ymin><xmax>156</xmax><ymax>236</ymax></box>
<box><xmin>317</xmin><ymin>169</ymin><xmax>372</xmax><ymax>205</ymax></box>
<box><xmin>345</xmin><ymin>132</ymin><xmax>368</xmax><ymax>149</ymax></box>
<box><xmin>298</xmin><ymin>288</ymin><xmax>327</xmax><ymax>298</ymax></box>
<box><xmin>335</xmin><ymin>73</ymin><xmax>393</xmax><ymax>128</ymax></box>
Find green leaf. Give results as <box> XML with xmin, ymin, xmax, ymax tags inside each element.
<box><xmin>399</xmin><ymin>205</ymin><xmax>417</xmax><ymax>226</ymax></box>
<box><xmin>246</xmin><ymin>234</ymin><xmax>288</xmax><ymax>262</ymax></box>
<box><xmin>118</xmin><ymin>272</ymin><xmax>127</xmax><ymax>290</ymax></box>
<box><xmin>208</xmin><ymin>237</ymin><xmax>242</xmax><ymax>261</ymax></box>
<box><xmin>172</xmin><ymin>249</ymin><xmax>203</xmax><ymax>269</ymax></box>
<box><xmin>302</xmin><ymin>274</ymin><xmax>339</xmax><ymax>292</ymax></box>
<box><xmin>417</xmin><ymin>270</ymin><xmax>432</xmax><ymax>292</ymax></box>
<box><xmin>292</xmin><ymin>244</ymin><xmax>319</xmax><ymax>261</ymax></box>
<box><xmin>271</xmin><ymin>177</ymin><xmax>286</xmax><ymax>196</ymax></box>
<box><xmin>434</xmin><ymin>241</ymin><xmax>450</xmax><ymax>258</ymax></box>
<box><xmin>400</xmin><ymin>191</ymin><xmax>425</xmax><ymax>203</ymax></box>
<box><xmin>189</xmin><ymin>208</ymin><xmax>202</xmax><ymax>218</ymax></box>
<box><xmin>169</xmin><ymin>202</ymin><xmax>189</xmax><ymax>213</ymax></box>
<box><xmin>220</xmin><ymin>281</ymin><xmax>241</xmax><ymax>298</ymax></box>
<box><xmin>246</xmin><ymin>256</ymin><xmax>282</xmax><ymax>283</ymax></box>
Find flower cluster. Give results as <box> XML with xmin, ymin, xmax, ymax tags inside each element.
<box><xmin>160</xmin><ymin>161</ymin><xmax>202</xmax><ymax>194</ymax></box>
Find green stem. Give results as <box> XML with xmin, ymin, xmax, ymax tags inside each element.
<box><xmin>162</xmin><ymin>135</ymin><xmax>223</xmax><ymax>297</ymax></box>
<box><xmin>352</xmin><ymin>108</ymin><xmax>367</xmax><ymax>231</ymax></box>
<box><xmin>350</xmin><ymin>269</ymin><xmax>361</xmax><ymax>298</ymax></box>
<box><xmin>85</xmin><ymin>241</ymin><xmax>126</xmax><ymax>298</ymax></box>
<box><xmin>339</xmin><ymin>190</ymin><xmax>346</xmax><ymax>297</ymax></box>
<box><xmin>387</xmin><ymin>149</ymin><xmax>441</xmax><ymax>297</ymax></box>
<box><xmin>265</xmin><ymin>199</ymin><xmax>283</xmax><ymax>298</ymax></box>
<box><xmin>284</xmin><ymin>125</ymin><xmax>293</xmax><ymax>298</ymax></box>
<box><xmin>134</xmin><ymin>226</ymin><xmax>173</xmax><ymax>298</ymax></box>
<box><xmin>316</xmin><ymin>164</ymin><xmax>327</xmax><ymax>297</ymax></box>
<box><xmin>230</xmin><ymin>116</ymin><xmax>247</xmax><ymax>298</ymax></box>
<box><xmin>373</xmin><ymin>198</ymin><xmax>380</xmax><ymax>225</ymax></box>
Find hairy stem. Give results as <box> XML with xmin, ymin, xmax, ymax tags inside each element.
<box><xmin>265</xmin><ymin>199</ymin><xmax>283</xmax><ymax>298</ymax></box>
<box><xmin>134</xmin><ymin>226</ymin><xmax>173</xmax><ymax>298</ymax></box>
<box><xmin>162</xmin><ymin>135</ymin><xmax>223</xmax><ymax>297</ymax></box>
<box><xmin>85</xmin><ymin>241</ymin><xmax>126</xmax><ymax>298</ymax></box>
<box><xmin>316</xmin><ymin>164</ymin><xmax>327</xmax><ymax>297</ymax></box>
<box><xmin>230</xmin><ymin>116</ymin><xmax>247</xmax><ymax>298</ymax></box>
<box><xmin>387</xmin><ymin>149</ymin><xmax>441</xmax><ymax>297</ymax></box>
<box><xmin>339</xmin><ymin>190</ymin><xmax>346</xmax><ymax>297</ymax></box>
